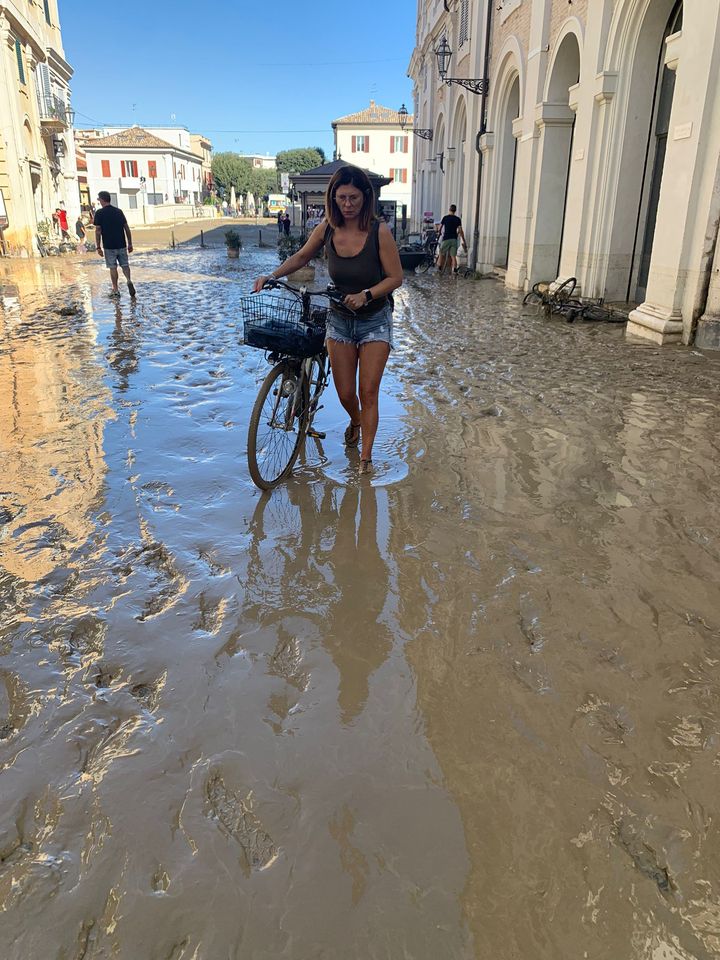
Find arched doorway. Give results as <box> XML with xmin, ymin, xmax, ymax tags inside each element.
<box><xmin>530</xmin><ymin>33</ymin><xmax>581</xmax><ymax>284</ymax></box>
<box><xmin>494</xmin><ymin>75</ymin><xmax>520</xmax><ymax>268</ymax></box>
<box><xmin>631</xmin><ymin>1</ymin><xmax>683</xmax><ymax>301</ymax></box>
<box><xmin>600</xmin><ymin>0</ymin><xmax>683</xmax><ymax>302</ymax></box>
<box><xmin>433</xmin><ymin>116</ymin><xmax>446</xmax><ymax>224</ymax></box>
<box><xmin>449</xmin><ymin>98</ymin><xmax>467</xmax><ymax>218</ymax></box>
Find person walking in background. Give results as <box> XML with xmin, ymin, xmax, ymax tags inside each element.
<box><xmin>75</xmin><ymin>215</ymin><xmax>86</xmax><ymax>253</ymax></box>
<box><xmin>277</xmin><ymin>209</ymin><xmax>284</xmax><ymax>234</ymax></box>
<box><xmin>56</xmin><ymin>204</ymin><xmax>71</xmax><ymax>240</ymax></box>
<box><xmin>436</xmin><ymin>204</ymin><xmax>467</xmax><ymax>274</ymax></box>
<box><xmin>93</xmin><ymin>191</ymin><xmax>136</xmax><ymax>298</ymax></box>
<box><xmin>283</xmin><ymin>212</ymin><xmax>291</xmax><ymax>236</ymax></box>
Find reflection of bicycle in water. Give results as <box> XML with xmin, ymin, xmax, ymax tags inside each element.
<box><xmin>240</xmin><ymin>278</ymin><xmax>349</xmax><ymax>491</ymax></box>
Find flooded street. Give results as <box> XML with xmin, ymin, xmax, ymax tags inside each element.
<box><xmin>2</xmin><ymin>240</ymin><xmax>720</xmax><ymax>959</ymax></box>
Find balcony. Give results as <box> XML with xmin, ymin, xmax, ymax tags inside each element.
<box><xmin>38</xmin><ymin>94</ymin><xmax>73</xmax><ymax>130</ymax></box>
<box><xmin>119</xmin><ymin>177</ymin><xmax>141</xmax><ymax>190</ymax></box>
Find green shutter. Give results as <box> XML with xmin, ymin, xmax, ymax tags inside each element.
<box><xmin>15</xmin><ymin>40</ymin><xmax>25</xmax><ymax>85</ymax></box>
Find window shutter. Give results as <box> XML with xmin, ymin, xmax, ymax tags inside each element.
<box><xmin>121</xmin><ymin>161</ymin><xmax>126</xmax><ymax>176</ymax></box>
<box><xmin>365</xmin><ymin>136</ymin><xmax>370</xmax><ymax>152</ymax></box>
<box><xmin>352</xmin><ymin>135</ymin><xmax>356</xmax><ymax>152</ymax></box>
<box><xmin>390</xmin><ymin>136</ymin><xmax>394</xmax><ymax>154</ymax></box>
<box><xmin>403</xmin><ymin>170</ymin><xmax>407</xmax><ymax>183</ymax></box>
<box><xmin>101</xmin><ymin>159</ymin><xmax>110</xmax><ymax>177</ymax></box>
<box><xmin>404</xmin><ymin>137</ymin><xmax>409</xmax><ymax>153</ymax></box>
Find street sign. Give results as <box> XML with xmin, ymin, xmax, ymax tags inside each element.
<box><xmin>140</xmin><ymin>176</ymin><xmax>146</xmax><ymax>182</ymax></box>
<box><xmin>280</xmin><ymin>172</ymin><xmax>290</xmax><ymax>192</ymax></box>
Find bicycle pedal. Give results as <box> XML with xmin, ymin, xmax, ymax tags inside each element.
<box><xmin>307</xmin><ymin>428</ymin><xmax>326</xmax><ymax>439</ymax></box>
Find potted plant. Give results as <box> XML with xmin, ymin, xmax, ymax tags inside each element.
<box><xmin>278</xmin><ymin>233</ymin><xmax>315</xmax><ymax>282</ymax></box>
<box><xmin>225</xmin><ymin>228</ymin><xmax>242</xmax><ymax>259</ymax></box>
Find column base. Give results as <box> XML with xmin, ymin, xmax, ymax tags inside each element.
<box><xmin>694</xmin><ymin>315</ymin><xmax>720</xmax><ymax>350</ymax></box>
<box><xmin>626</xmin><ymin>302</ymin><xmax>683</xmax><ymax>344</ymax></box>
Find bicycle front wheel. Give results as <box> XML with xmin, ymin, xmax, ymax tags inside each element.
<box><xmin>247</xmin><ymin>363</ymin><xmax>309</xmax><ymax>490</ymax></box>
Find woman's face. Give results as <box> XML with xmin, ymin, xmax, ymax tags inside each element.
<box><xmin>334</xmin><ymin>183</ymin><xmax>365</xmax><ymax>221</ymax></box>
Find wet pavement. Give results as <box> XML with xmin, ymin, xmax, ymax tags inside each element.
<box><xmin>1</xmin><ymin>241</ymin><xmax>720</xmax><ymax>959</ymax></box>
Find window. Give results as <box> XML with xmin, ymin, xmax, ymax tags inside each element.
<box><xmin>459</xmin><ymin>0</ymin><xmax>469</xmax><ymax>46</ymax></box>
<box><xmin>109</xmin><ymin>193</ymin><xmax>118</xmax><ymax>207</ymax></box>
<box><xmin>101</xmin><ymin>159</ymin><xmax>111</xmax><ymax>177</ymax></box>
<box><xmin>390</xmin><ymin>136</ymin><xmax>409</xmax><ymax>153</ymax></box>
<box><xmin>148</xmin><ymin>160</ymin><xmax>157</xmax><ymax>178</ymax></box>
<box><xmin>120</xmin><ymin>160</ymin><xmax>138</xmax><ymax>177</ymax></box>
<box><xmin>14</xmin><ymin>39</ymin><xmax>25</xmax><ymax>85</ymax></box>
<box><xmin>147</xmin><ymin>193</ymin><xmax>163</xmax><ymax>205</ymax></box>
<box><xmin>390</xmin><ymin>168</ymin><xmax>408</xmax><ymax>183</ymax></box>
<box><xmin>352</xmin><ymin>135</ymin><xmax>369</xmax><ymax>153</ymax></box>
<box><xmin>43</xmin><ymin>0</ymin><xmax>52</xmax><ymax>24</ymax></box>
<box><xmin>128</xmin><ymin>195</ymin><xmax>138</xmax><ymax>209</ymax></box>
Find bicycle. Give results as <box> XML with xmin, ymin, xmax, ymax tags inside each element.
<box><xmin>239</xmin><ymin>278</ymin><xmax>347</xmax><ymax>490</ymax></box>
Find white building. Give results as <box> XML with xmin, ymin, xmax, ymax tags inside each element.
<box><xmin>0</xmin><ymin>0</ymin><xmax>79</xmax><ymax>256</ymax></box>
<box><xmin>408</xmin><ymin>0</ymin><xmax>720</xmax><ymax>346</ymax></box>
<box><xmin>332</xmin><ymin>101</ymin><xmax>413</xmax><ymax>218</ymax></box>
<box><xmin>84</xmin><ymin>126</ymin><xmax>203</xmax><ymax>225</ymax></box>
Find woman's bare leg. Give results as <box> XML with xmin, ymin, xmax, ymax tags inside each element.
<box><xmin>358</xmin><ymin>341</ymin><xmax>390</xmax><ymax>461</ymax></box>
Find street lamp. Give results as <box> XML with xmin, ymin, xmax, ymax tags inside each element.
<box><xmin>434</xmin><ymin>37</ymin><xmax>488</xmax><ymax>95</ymax></box>
<box><xmin>398</xmin><ymin>103</ymin><xmax>433</xmax><ymax>141</ymax></box>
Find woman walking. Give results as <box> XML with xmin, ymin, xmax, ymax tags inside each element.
<box><xmin>253</xmin><ymin>165</ymin><xmax>402</xmax><ymax>474</ymax></box>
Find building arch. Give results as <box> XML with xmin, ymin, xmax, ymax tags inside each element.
<box><xmin>432</xmin><ymin>113</ymin><xmax>446</xmax><ymax>222</ymax></box>
<box><xmin>592</xmin><ymin>0</ymin><xmax>683</xmax><ymax>301</ymax></box>
<box><xmin>528</xmin><ymin>31</ymin><xmax>581</xmax><ymax>284</ymax></box>
<box><xmin>487</xmin><ymin>36</ymin><xmax>525</xmax><ymax>128</ymax></box>
<box><xmin>448</xmin><ymin>96</ymin><xmax>468</xmax><ymax>216</ymax></box>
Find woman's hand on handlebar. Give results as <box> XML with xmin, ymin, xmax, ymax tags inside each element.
<box><xmin>343</xmin><ymin>291</ymin><xmax>366</xmax><ymax>311</ymax></box>
<box><xmin>252</xmin><ymin>275</ymin><xmax>274</xmax><ymax>293</ymax></box>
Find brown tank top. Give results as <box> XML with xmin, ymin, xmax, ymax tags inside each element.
<box><xmin>324</xmin><ymin>220</ymin><xmax>388</xmax><ymax>318</ymax></box>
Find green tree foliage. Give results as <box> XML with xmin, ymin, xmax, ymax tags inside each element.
<box><xmin>276</xmin><ymin>148</ymin><xmax>325</xmax><ymax>174</ymax></box>
<box><xmin>212</xmin><ymin>154</ymin><xmax>279</xmax><ymax>203</ymax></box>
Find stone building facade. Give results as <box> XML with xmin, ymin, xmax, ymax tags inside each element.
<box><xmin>0</xmin><ymin>0</ymin><xmax>78</xmax><ymax>256</ymax></box>
<box><xmin>408</xmin><ymin>0</ymin><xmax>720</xmax><ymax>346</ymax></box>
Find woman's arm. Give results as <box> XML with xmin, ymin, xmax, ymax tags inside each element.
<box><xmin>252</xmin><ymin>221</ymin><xmax>327</xmax><ymax>292</ymax></box>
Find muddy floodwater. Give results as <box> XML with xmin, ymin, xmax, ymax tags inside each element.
<box><xmin>1</xmin><ymin>240</ymin><xmax>720</xmax><ymax>960</ymax></box>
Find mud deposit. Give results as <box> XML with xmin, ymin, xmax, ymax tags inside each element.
<box><xmin>1</xmin><ymin>245</ymin><xmax>720</xmax><ymax>959</ymax></box>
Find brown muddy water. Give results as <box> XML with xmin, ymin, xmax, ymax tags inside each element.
<box><xmin>1</xmin><ymin>245</ymin><xmax>720</xmax><ymax>960</ymax></box>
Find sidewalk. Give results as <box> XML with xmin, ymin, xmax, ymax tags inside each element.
<box><xmin>132</xmin><ymin>217</ymin><xmax>298</xmax><ymax>251</ymax></box>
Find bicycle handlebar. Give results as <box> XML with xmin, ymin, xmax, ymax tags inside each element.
<box><xmin>262</xmin><ymin>278</ymin><xmax>355</xmax><ymax>314</ymax></box>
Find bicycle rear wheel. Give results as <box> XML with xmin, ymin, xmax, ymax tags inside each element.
<box><xmin>247</xmin><ymin>362</ymin><xmax>309</xmax><ymax>490</ymax></box>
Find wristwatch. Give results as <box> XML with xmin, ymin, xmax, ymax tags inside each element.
<box><xmin>363</xmin><ymin>289</ymin><xmax>372</xmax><ymax>303</ymax></box>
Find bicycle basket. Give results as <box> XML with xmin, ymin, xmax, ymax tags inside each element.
<box><xmin>240</xmin><ymin>293</ymin><xmax>326</xmax><ymax>358</ymax></box>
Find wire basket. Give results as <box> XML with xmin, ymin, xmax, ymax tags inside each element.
<box><xmin>240</xmin><ymin>293</ymin><xmax>326</xmax><ymax>358</ymax></box>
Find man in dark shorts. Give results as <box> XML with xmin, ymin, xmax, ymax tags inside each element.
<box><xmin>437</xmin><ymin>204</ymin><xmax>467</xmax><ymax>275</ymax></box>
<box><xmin>93</xmin><ymin>191</ymin><xmax>136</xmax><ymax>297</ymax></box>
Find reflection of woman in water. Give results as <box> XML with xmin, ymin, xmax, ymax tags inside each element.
<box><xmin>246</xmin><ymin>480</ymin><xmax>392</xmax><ymax>725</ymax></box>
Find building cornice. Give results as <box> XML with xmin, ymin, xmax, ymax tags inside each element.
<box><xmin>0</xmin><ymin>7</ymin><xmax>46</xmax><ymax>60</ymax></box>
<box><xmin>47</xmin><ymin>45</ymin><xmax>73</xmax><ymax>82</ymax></box>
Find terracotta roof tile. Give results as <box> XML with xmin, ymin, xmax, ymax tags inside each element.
<box><xmin>84</xmin><ymin>125</ymin><xmax>177</xmax><ymax>150</ymax></box>
<box><xmin>332</xmin><ymin>100</ymin><xmax>413</xmax><ymax>126</ymax></box>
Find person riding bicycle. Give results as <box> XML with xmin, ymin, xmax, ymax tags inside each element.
<box><xmin>253</xmin><ymin>165</ymin><xmax>403</xmax><ymax>475</ymax></box>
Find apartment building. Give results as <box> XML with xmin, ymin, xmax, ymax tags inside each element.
<box><xmin>83</xmin><ymin>126</ymin><xmax>204</xmax><ymax>225</ymax></box>
<box><xmin>332</xmin><ymin>101</ymin><xmax>413</xmax><ymax>217</ymax></box>
<box><xmin>0</xmin><ymin>0</ymin><xmax>79</xmax><ymax>255</ymax></box>
<box><xmin>409</xmin><ymin>0</ymin><xmax>720</xmax><ymax>346</ymax></box>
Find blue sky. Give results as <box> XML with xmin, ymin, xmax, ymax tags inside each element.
<box><xmin>61</xmin><ymin>0</ymin><xmax>416</xmax><ymax>158</ymax></box>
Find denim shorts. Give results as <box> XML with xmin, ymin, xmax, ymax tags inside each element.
<box><xmin>326</xmin><ymin>302</ymin><xmax>394</xmax><ymax>350</ymax></box>
<box><xmin>104</xmin><ymin>247</ymin><xmax>129</xmax><ymax>269</ymax></box>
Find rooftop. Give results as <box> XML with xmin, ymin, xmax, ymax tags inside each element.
<box><xmin>332</xmin><ymin>100</ymin><xmax>412</xmax><ymax>126</ymax></box>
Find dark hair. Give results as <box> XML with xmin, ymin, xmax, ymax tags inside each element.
<box><xmin>449</xmin><ymin>204</ymin><xmax>457</xmax><ymax>213</ymax></box>
<box><xmin>98</xmin><ymin>191</ymin><xmax>111</xmax><ymax>203</ymax></box>
<box><xmin>325</xmin><ymin>165</ymin><xmax>375</xmax><ymax>230</ymax></box>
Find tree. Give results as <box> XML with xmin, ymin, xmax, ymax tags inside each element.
<box><xmin>211</xmin><ymin>152</ymin><xmax>253</xmax><ymax>198</ymax></box>
<box><xmin>276</xmin><ymin>148</ymin><xmax>325</xmax><ymax>175</ymax></box>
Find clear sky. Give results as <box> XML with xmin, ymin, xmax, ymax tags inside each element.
<box><xmin>60</xmin><ymin>0</ymin><xmax>417</xmax><ymax>159</ymax></box>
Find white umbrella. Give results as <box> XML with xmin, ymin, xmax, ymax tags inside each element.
<box><xmin>230</xmin><ymin>185</ymin><xmax>236</xmax><ymax>212</ymax></box>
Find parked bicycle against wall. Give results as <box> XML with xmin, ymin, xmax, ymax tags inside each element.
<box><xmin>239</xmin><ymin>278</ymin><xmax>348</xmax><ymax>490</ymax></box>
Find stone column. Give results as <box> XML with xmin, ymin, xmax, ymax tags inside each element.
<box><xmin>627</xmin><ymin>8</ymin><xmax>720</xmax><ymax>344</ymax></box>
